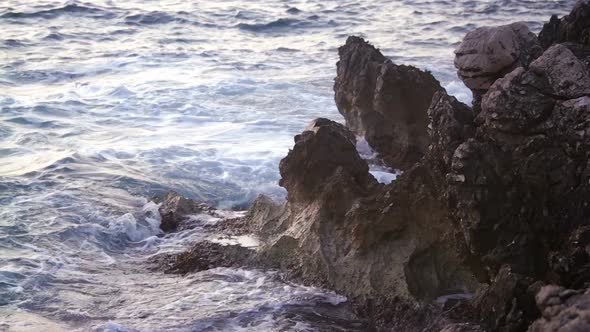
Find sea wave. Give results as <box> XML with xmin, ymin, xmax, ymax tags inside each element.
<box><xmin>0</xmin><ymin>4</ymin><xmax>115</xmax><ymax>20</ymax></box>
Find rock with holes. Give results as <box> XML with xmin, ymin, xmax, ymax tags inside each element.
<box><xmin>248</xmin><ymin>117</ymin><xmax>476</xmax><ymax>312</ymax></box>
<box><xmin>334</xmin><ymin>36</ymin><xmax>443</xmax><ymax>170</ymax></box>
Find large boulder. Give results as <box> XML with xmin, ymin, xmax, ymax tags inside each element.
<box><xmin>334</xmin><ymin>36</ymin><xmax>443</xmax><ymax>170</ymax></box>
<box><xmin>539</xmin><ymin>0</ymin><xmax>590</xmax><ymax>49</ymax></box>
<box><xmin>454</xmin><ymin>22</ymin><xmax>543</xmax><ymax>112</ymax></box>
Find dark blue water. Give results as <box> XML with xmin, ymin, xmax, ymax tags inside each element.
<box><xmin>0</xmin><ymin>0</ymin><xmax>576</xmax><ymax>331</ymax></box>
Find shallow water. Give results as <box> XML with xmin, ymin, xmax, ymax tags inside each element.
<box><xmin>0</xmin><ymin>0</ymin><xmax>577</xmax><ymax>331</ymax></box>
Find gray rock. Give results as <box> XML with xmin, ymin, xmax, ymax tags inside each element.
<box><xmin>454</xmin><ymin>22</ymin><xmax>543</xmax><ymax>110</ymax></box>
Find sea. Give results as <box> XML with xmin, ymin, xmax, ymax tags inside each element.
<box><xmin>0</xmin><ymin>0</ymin><xmax>577</xmax><ymax>331</ymax></box>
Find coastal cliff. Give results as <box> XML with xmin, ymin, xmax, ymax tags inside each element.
<box><xmin>154</xmin><ymin>1</ymin><xmax>590</xmax><ymax>331</ymax></box>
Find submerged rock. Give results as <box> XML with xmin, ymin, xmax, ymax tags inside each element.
<box><xmin>454</xmin><ymin>22</ymin><xmax>542</xmax><ymax>112</ymax></box>
<box><xmin>251</xmin><ymin>117</ymin><xmax>476</xmax><ymax>312</ymax></box>
<box><xmin>157</xmin><ymin>191</ymin><xmax>210</xmax><ymax>231</ymax></box>
<box><xmin>334</xmin><ymin>36</ymin><xmax>442</xmax><ymax>170</ymax></box>
<box><xmin>539</xmin><ymin>0</ymin><xmax>590</xmax><ymax>49</ymax></box>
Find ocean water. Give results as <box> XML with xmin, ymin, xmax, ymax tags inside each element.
<box><xmin>0</xmin><ymin>0</ymin><xmax>577</xmax><ymax>331</ymax></box>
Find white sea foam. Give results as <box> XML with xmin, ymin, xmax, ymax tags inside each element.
<box><xmin>356</xmin><ymin>137</ymin><xmax>399</xmax><ymax>185</ymax></box>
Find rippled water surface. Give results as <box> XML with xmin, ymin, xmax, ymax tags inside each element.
<box><xmin>0</xmin><ymin>0</ymin><xmax>577</xmax><ymax>331</ymax></box>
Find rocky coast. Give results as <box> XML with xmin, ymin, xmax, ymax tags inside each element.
<box><xmin>152</xmin><ymin>1</ymin><xmax>590</xmax><ymax>331</ymax></box>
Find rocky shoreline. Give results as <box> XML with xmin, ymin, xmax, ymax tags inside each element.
<box><xmin>151</xmin><ymin>2</ymin><xmax>590</xmax><ymax>331</ymax></box>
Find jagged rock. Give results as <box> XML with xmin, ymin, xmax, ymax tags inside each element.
<box><xmin>529</xmin><ymin>285</ymin><xmax>590</xmax><ymax>332</ymax></box>
<box><xmin>250</xmin><ymin>117</ymin><xmax>475</xmax><ymax>310</ymax></box>
<box><xmin>454</xmin><ymin>23</ymin><xmax>542</xmax><ymax>112</ymax></box>
<box><xmin>449</xmin><ymin>35</ymin><xmax>590</xmax><ymax>332</ymax></box>
<box><xmin>157</xmin><ymin>191</ymin><xmax>246</xmax><ymax>233</ymax></box>
<box><xmin>427</xmin><ymin>90</ymin><xmax>475</xmax><ymax>171</ymax></box>
<box><xmin>158</xmin><ymin>192</ymin><xmax>209</xmax><ymax>231</ymax></box>
<box><xmin>334</xmin><ymin>36</ymin><xmax>443</xmax><ymax>170</ymax></box>
<box><xmin>279</xmin><ymin>117</ymin><xmax>373</xmax><ymax>204</ymax></box>
<box><xmin>150</xmin><ymin>240</ymin><xmax>255</xmax><ymax>274</ymax></box>
<box><xmin>539</xmin><ymin>0</ymin><xmax>590</xmax><ymax>49</ymax></box>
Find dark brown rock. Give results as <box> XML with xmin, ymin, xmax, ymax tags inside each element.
<box><xmin>427</xmin><ymin>90</ymin><xmax>476</xmax><ymax>172</ymax></box>
<box><xmin>447</xmin><ymin>37</ymin><xmax>590</xmax><ymax>332</ymax></box>
<box><xmin>150</xmin><ymin>5</ymin><xmax>590</xmax><ymax>331</ymax></box>
<box><xmin>157</xmin><ymin>191</ymin><xmax>210</xmax><ymax>231</ymax></box>
<box><xmin>334</xmin><ymin>36</ymin><xmax>443</xmax><ymax>170</ymax></box>
<box><xmin>251</xmin><ymin>118</ymin><xmax>477</xmax><ymax>309</ymax></box>
<box><xmin>150</xmin><ymin>240</ymin><xmax>256</xmax><ymax>274</ymax></box>
<box><xmin>539</xmin><ymin>0</ymin><xmax>590</xmax><ymax>49</ymax></box>
<box><xmin>278</xmin><ymin>117</ymin><xmax>374</xmax><ymax>205</ymax></box>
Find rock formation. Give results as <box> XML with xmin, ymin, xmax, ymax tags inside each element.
<box><xmin>154</xmin><ymin>2</ymin><xmax>590</xmax><ymax>331</ymax></box>
<box><xmin>539</xmin><ymin>0</ymin><xmax>590</xmax><ymax>49</ymax></box>
<box><xmin>334</xmin><ymin>36</ymin><xmax>443</xmax><ymax>170</ymax></box>
<box><xmin>454</xmin><ymin>22</ymin><xmax>543</xmax><ymax>113</ymax></box>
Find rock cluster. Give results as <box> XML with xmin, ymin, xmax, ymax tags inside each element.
<box><xmin>154</xmin><ymin>1</ymin><xmax>590</xmax><ymax>331</ymax></box>
<box><xmin>454</xmin><ymin>22</ymin><xmax>543</xmax><ymax>113</ymax></box>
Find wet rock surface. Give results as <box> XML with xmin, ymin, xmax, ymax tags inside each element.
<box><xmin>334</xmin><ymin>36</ymin><xmax>443</xmax><ymax>170</ymax></box>
<box><xmin>157</xmin><ymin>191</ymin><xmax>211</xmax><ymax>231</ymax></box>
<box><xmin>539</xmin><ymin>0</ymin><xmax>590</xmax><ymax>49</ymax></box>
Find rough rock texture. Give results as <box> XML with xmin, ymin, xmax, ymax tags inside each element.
<box><xmin>454</xmin><ymin>23</ymin><xmax>543</xmax><ymax>113</ymax></box>
<box><xmin>157</xmin><ymin>191</ymin><xmax>248</xmax><ymax>234</ymax></box>
<box><xmin>334</xmin><ymin>36</ymin><xmax>443</xmax><ymax>170</ymax></box>
<box><xmin>447</xmin><ymin>41</ymin><xmax>590</xmax><ymax>331</ymax></box>
<box><xmin>249</xmin><ymin>29</ymin><xmax>590</xmax><ymax>331</ymax></box>
<box><xmin>157</xmin><ymin>191</ymin><xmax>210</xmax><ymax>231</ymax></box>
<box><xmin>150</xmin><ymin>240</ymin><xmax>255</xmax><ymax>274</ymax></box>
<box><xmin>539</xmin><ymin>0</ymin><xmax>590</xmax><ymax>49</ymax></box>
<box><xmin>529</xmin><ymin>286</ymin><xmax>590</xmax><ymax>332</ymax></box>
<box><xmin>250</xmin><ymin>117</ymin><xmax>478</xmax><ymax>316</ymax></box>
